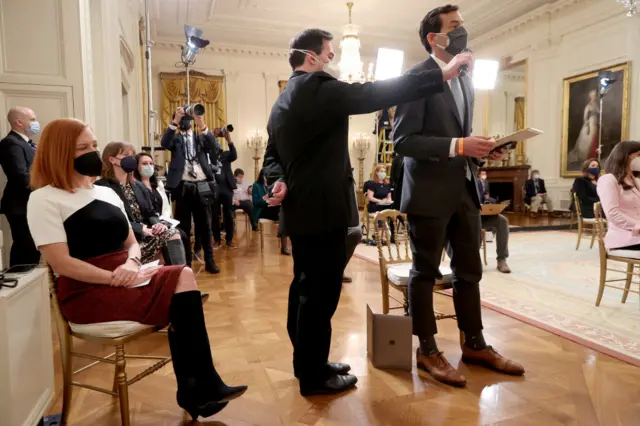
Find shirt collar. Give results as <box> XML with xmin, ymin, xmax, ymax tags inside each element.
<box><xmin>12</xmin><ymin>130</ymin><xmax>29</xmax><ymax>142</ymax></box>
<box><xmin>430</xmin><ymin>53</ymin><xmax>448</xmax><ymax>70</ymax></box>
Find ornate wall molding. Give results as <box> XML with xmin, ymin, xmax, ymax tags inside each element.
<box><xmin>471</xmin><ymin>0</ymin><xmax>595</xmax><ymax>50</ymax></box>
<box><xmin>120</xmin><ymin>35</ymin><xmax>135</xmax><ymax>73</ymax></box>
<box><xmin>154</xmin><ymin>41</ymin><xmax>289</xmax><ymax>58</ymax></box>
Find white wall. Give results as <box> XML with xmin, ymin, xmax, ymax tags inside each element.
<box><xmin>473</xmin><ymin>0</ymin><xmax>640</xmax><ymax>209</ymax></box>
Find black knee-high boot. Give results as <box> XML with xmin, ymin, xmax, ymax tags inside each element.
<box><xmin>163</xmin><ymin>239</ymin><xmax>187</xmax><ymax>266</ymax></box>
<box><xmin>168</xmin><ymin>291</ymin><xmax>247</xmax><ymax>420</ymax></box>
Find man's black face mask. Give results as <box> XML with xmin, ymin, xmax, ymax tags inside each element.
<box><xmin>179</xmin><ymin>117</ymin><xmax>192</xmax><ymax>132</ymax></box>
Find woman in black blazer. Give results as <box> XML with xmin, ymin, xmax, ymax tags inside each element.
<box><xmin>572</xmin><ymin>158</ymin><xmax>601</xmax><ymax>219</ymax></box>
<box><xmin>95</xmin><ymin>142</ymin><xmax>186</xmax><ymax>265</ymax></box>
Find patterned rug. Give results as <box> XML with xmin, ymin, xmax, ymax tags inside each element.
<box><xmin>354</xmin><ymin>231</ymin><xmax>640</xmax><ymax>366</ymax></box>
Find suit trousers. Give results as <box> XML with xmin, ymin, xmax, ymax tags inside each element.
<box><xmin>286</xmin><ymin>228</ymin><xmax>347</xmax><ymax>381</ymax></box>
<box><xmin>531</xmin><ymin>194</ymin><xmax>553</xmax><ymax>213</ymax></box>
<box><xmin>212</xmin><ymin>189</ymin><xmax>234</xmax><ymax>243</ymax></box>
<box><xmin>407</xmin><ymin>183</ymin><xmax>483</xmax><ymax>339</ymax></box>
<box><xmin>481</xmin><ymin>214</ymin><xmax>509</xmax><ymax>260</ymax></box>
<box><xmin>6</xmin><ymin>213</ymin><xmax>40</xmax><ymax>267</ymax></box>
<box><xmin>173</xmin><ymin>182</ymin><xmax>214</xmax><ymax>265</ymax></box>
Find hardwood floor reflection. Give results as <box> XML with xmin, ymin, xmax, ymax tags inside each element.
<box><xmin>46</xmin><ymin>227</ymin><xmax>640</xmax><ymax>425</ymax></box>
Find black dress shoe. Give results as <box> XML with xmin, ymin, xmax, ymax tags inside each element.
<box><xmin>201</xmin><ymin>293</ymin><xmax>210</xmax><ymax>304</ymax></box>
<box><xmin>281</xmin><ymin>248</ymin><xmax>291</xmax><ymax>256</ymax></box>
<box><xmin>294</xmin><ymin>362</ymin><xmax>351</xmax><ymax>379</ymax></box>
<box><xmin>205</xmin><ymin>262</ymin><xmax>220</xmax><ymax>274</ymax></box>
<box><xmin>300</xmin><ymin>374</ymin><xmax>358</xmax><ymax>397</ymax></box>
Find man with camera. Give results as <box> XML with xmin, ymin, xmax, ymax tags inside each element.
<box><xmin>161</xmin><ymin>106</ymin><xmax>220</xmax><ymax>274</ymax></box>
<box><xmin>211</xmin><ymin>129</ymin><xmax>237</xmax><ymax>249</ymax></box>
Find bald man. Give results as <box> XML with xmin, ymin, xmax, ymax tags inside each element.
<box><xmin>0</xmin><ymin>107</ymin><xmax>41</xmax><ymax>266</ymax></box>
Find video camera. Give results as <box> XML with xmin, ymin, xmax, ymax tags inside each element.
<box><xmin>213</xmin><ymin>124</ymin><xmax>234</xmax><ymax>136</ymax></box>
<box><xmin>182</xmin><ymin>103</ymin><xmax>205</xmax><ymax>119</ymax></box>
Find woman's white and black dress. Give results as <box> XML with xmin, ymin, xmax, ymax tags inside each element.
<box><xmin>26</xmin><ymin>185</ymin><xmax>183</xmax><ymax>325</ymax></box>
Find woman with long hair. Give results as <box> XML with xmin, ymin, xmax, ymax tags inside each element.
<box><xmin>27</xmin><ymin>119</ymin><xmax>246</xmax><ymax>419</ymax></box>
<box><xmin>252</xmin><ymin>168</ymin><xmax>289</xmax><ymax>255</ymax></box>
<box><xmin>95</xmin><ymin>142</ymin><xmax>184</xmax><ymax>265</ymax></box>
<box><xmin>597</xmin><ymin>141</ymin><xmax>640</xmax><ymax>251</ymax></box>
<box><xmin>572</xmin><ymin>157</ymin><xmax>601</xmax><ymax>219</ymax></box>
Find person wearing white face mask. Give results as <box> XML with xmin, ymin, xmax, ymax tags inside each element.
<box><xmin>367</xmin><ymin>165</ymin><xmax>393</xmax><ymax>214</ymax></box>
<box><xmin>525</xmin><ymin>169</ymin><xmax>554</xmax><ymax>216</ymax></box>
<box><xmin>597</xmin><ymin>141</ymin><xmax>640</xmax><ymax>257</ymax></box>
<box><xmin>0</xmin><ymin>106</ymin><xmax>41</xmax><ymax>266</ymax></box>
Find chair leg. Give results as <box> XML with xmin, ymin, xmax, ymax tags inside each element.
<box><xmin>576</xmin><ymin>220</ymin><xmax>583</xmax><ymax>250</ymax></box>
<box><xmin>381</xmin><ymin>278</ymin><xmax>390</xmax><ymax>314</ymax></box>
<box><xmin>59</xmin><ymin>328</ymin><xmax>73</xmax><ymax>425</ymax></box>
<box><xmin>482</xmin><ymin>233</ymin><xmax>487</xmax><ymax>266</ymax></box>
<box><xmin>622</xmin><ymin>263</ymin><xmax>633</xmax><ymax>304</ymax></box>
<box><xmin>590</xmin><ymin>224</ymin><xmax>596</xmax><ymax>249</ymax></box>
<box><xmin>114</xmin><ymin>345</ymin><xmax>131</xmax><ymax>426</ymax></box>
<box><xmin>402</xmin><ymin>288</ymin><xmax>409</xmax><ymax>316</ymax></box>
<box><xmin>259</xmin><ymin>222</ymin><xmax>264</xmax><ymax>252</ymax></box>
<box><xmin>459</xmin><ymin>330</ymin><xmax>465</xmax><ymax>346</ymax></box>
<box><xmin>596</xmin><ymin>256</ymin><xmax>607</xmax><ymax>307</ymax></box>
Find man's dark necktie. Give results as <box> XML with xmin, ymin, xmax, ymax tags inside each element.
<box><xmin>28</xmin><ymin>140</ymin><xmax>36</xmax><ymax>151</ymax></box>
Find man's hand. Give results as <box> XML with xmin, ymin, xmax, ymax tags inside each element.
<box><xmin>267</xmin><ymin>181</ymin><xmax>287</xmax><ymax>207</ymax></box>
<box><xmin>488</xmin><ymin>147</ymin><xmax>505</xmax><ymax>161</ymax></box>
<box><xmin>222</xmin><ymin>129</ymin><xmax>232</xmax><ymax>143</ymax></box>
<box><xmin>174</xmin><ymin>107</ymin><xmax>185</xmax><ymax>124</ymax></box>
<box><xmin>457</xmin><ymin>136</ymin><xmax>496</xmax><ymax>158</ymax></box>
<box><xmin>194</xmin><ymin>115</ymin><xmax>206</xmax><ymax>131</ymax></box>
<box><xmin>442</xmin><ymin>52</ymin><xmax>474</xmax><ymax>81</ymax></box>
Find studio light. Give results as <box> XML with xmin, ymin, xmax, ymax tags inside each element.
<box><xmin>598</xmin><ymin>70</ymin><xmax>617</xmax><ymax>96</ymax></box>
<box><xmin>472</xmin><ymin>59</ymin><xmax>500</xmax><ymax>90</ymax></box>
<box><xmin>181</xmin><ymin>25</ymin><xmax>210</xmax><ymax>65</ymax></box>
<box><xmin>374</xmin><ymin>48</ymin><xmax>404</xmax><ymax>81</ymax></box>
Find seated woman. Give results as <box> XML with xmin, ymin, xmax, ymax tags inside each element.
<box><xmin>27</xmin><ymin>118</ymin><xmax>246</xmax><ymax>419</ymax></box>
<box><xmin>597</xmin><ymin>141</ymin><xmax>640</xmax><ymax>252</ymax></box>
<box><xmin>252</xmin><ymin>169</ymin><xmax>290</xmax><ymax>255</ymax></box>
<box><xmin>572</xmin><ymin>158</ymin><xmax>601</xmax><ymax>219</ymax></box>
<box><xmin>95</xmin><ymin>142</ymin><xmax>184</xmax><ymax>266</ymax></box>
<box><xmin>134</xmin><ymin>152</ymin><xmax>192</xmax><ymax>266</ymax></box>
<box><xmin>367</xmin><ymin>165</ymin><xmax>392</xmax><ymax>214</ymax></box>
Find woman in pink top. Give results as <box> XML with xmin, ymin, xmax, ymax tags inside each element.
<box><xmin>597</xmin><ymin>141</ymin><xmax>640</xmax><ymax>251</ymax></box>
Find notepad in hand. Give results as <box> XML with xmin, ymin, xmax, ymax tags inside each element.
<box><xmin>131</xmin><ymin>260</ymin><xmax>160</xmax><ymax>288</ymax></box>
<box><xmin>489</xmin><ymin>127</ymin><xmax>543</xmax><ymax>153</ymax></box>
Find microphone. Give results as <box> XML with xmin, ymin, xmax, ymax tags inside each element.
<box><xmin>458</xmin><ymin>48</ymin><xmax>472</xmax><ymax>77</ymax></box>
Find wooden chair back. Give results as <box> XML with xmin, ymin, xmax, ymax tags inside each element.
<box><xmin>374</xmin><ymin>210</ymin><xmax>410</xmax><ymax>267</ymax></box>
<box><xmin>573</xmin><ymin>192</ymin><xmax>582</xmax><ymax>219</ymax></box>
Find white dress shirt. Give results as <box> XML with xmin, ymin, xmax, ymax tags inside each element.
<box><xmin>430</xmin><ymin>54</ymin><xmax>463</xmax><ymax>158</ymax></box>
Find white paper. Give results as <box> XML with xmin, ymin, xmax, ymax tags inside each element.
<box><xmin>131</xmin><ymin>260</ymin><xmax>160</xmax><ymax>288</ymax></box>
<box><xmin>159</xmin><ymin>216</ymin><xmax>180</xmax><ymax>229</ymax></box>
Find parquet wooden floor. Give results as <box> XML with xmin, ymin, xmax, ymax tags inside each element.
<box><xmin>46</xmin><ymin>227</ymin><xmax>640</xmax><ymax>425</ymax></box>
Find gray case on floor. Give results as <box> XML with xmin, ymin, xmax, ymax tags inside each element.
<box><xmin>366</xmin><ymin>304</ymin><xmax>412</xmax><ymax>371</ymax></box>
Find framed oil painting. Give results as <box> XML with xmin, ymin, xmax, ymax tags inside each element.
<box><xmin>560</xmin><ymin>62</ymin><xmax>630</xmax><ymax>177</ymax></box>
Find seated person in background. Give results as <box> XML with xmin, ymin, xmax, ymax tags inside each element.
<box><xmin>476</xmin><ymin>172</ymin><xmax>511</xmax><ymax>273</ymax></box>
<box><xmin>232</xmin><ymin>168</ymin><xmax>257</xmax><ymax>231</ymax></box>
<box><xmin>525</xmin><ymin>169</ymin><xmax>554</xmax><ymax>216</ymax></box>
<box><xmin>572</xmin><ymin>158</ymin><xmax>601</xmax><ymax>219</ymax></box>
<box><xmin>134</xmin><ymin>152</ymin><xmax>192</xmax><ymax>267</ymax></box>
<box><xmin>597</xmin><ymin>141</ymin><xmax>640</xmax><ymax>251</ymax></box>
<box><xmin>95</xmin><ymin>142</ymin><xmax>185</xmax><ymax>265</ymax></box>
<box><xmin>367</xmin><ymin>164</ymin><xmax>392</xmax><ymax>213</ymax></box>
<box><xmin>252</xmin><ymin>169</ymin><xmax>290</xmax><ymax>255</ymax></box>
<box><xmin>477</xmin><ymin>170</ymin><xmax>496</xmax><ymax>204</ymax></box>
<box><xmin>27</xmin><ymin>118</ymin><xmax>246</xmax><ymax>420</ymax></box>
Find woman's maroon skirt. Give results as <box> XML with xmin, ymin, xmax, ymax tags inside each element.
<box><xmin>57</xmin><ymin>250</ymin><xmax>184</xmax><ymax>326</ymax></box>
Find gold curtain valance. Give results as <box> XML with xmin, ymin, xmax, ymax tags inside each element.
<box><xmin>160</xmin><ymin>71</ymin><xmax>227</xmax><ymax>135</ymax></box>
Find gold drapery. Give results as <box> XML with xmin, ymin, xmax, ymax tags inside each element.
<box><xmin>514</xmin><ymin>96</ymin><xmax>526</xmax><ymax>165</ymax></box>
<box><xmin>160</xmin><ymin>71</ymin><xmax>227</xmax><ymax>134</ymax></box>
<box><xmin>278</xmin><ymin>80</ymin><xmax>288</xmax><ymax>93</ymax></box>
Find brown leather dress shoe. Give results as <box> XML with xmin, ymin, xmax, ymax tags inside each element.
<box><xmin>416</xmin><ymin>348</ymin><xmax>467</xmax><ymax>387</ymax></box>
<box><xmin>461</xmin><ymin>345</ymin><xmax>525</xmax><ymax>376</ymax></box>
<box><xmin>497</xmin><ymin>260</ymin><xmax>511</xmax><ymax>273</ymax></box>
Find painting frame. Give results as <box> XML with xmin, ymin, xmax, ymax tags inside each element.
<box><xmin>560</xmin><ymin>62</ymin><xmax>630</xmax><ymax>177</ymax></box>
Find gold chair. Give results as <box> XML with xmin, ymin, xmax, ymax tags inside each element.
<box><xmin>360</xmin><ymin>197</ymin><xmax>377</xmax><ymax>241</ymax></box>
<box><xmin>374</xmin><ymin>210</ymin><xmax>453</xmax><ymax>318</ymax></box>
<box><xmin>569</xmin><ymin>190</ymin><xmax>575</xmax><ymax>230</ymax></box>
<box><xmin>233</xmin><ymin>209</ymin><xmax>252</xmax><ymax>242</ymax></box>
<box><xmin>593</xmin><ymin>202</ymin><xmax>640</xmax><ymax>306</ymax></box>
<box><xmin>573</xmin><ymin>192</ymin><xmax>598</xmax><ymax>250</ymax></box>
<box><xmin>48</xmin><ymin>266</ymin><xmax>172</xmax><ymax>425</ymax></box>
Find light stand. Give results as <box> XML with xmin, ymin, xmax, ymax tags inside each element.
<box><xmin>144</xmin><ymin>0</ymin><xmax>156</xmax><ymax>159</ymax></box>
<box><xmin>596</xmin><ymin>71</ymin><xmax>617</xmax><ymax>162</ymax></box>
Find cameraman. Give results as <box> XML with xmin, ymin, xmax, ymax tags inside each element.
<box><xmin>161</xmin><ymin>107</ymin><xmax>219</xmax><ymax>274</ymax></box>
<box><xmin>211</xmin><ymin>130</ymin><xmax>237</xmax><ymax>249</ymax></box>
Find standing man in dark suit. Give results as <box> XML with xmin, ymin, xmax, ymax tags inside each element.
<box><xmin>392</xmin><ymin>5</ymin><xmax>524</xmax><ymax>388</ymax></box>
<box><xmin>161</xmin><ymin>107</ymin><xmax>220</xmax><ymax>273</ymax></box>
<box><xmin>0</xmin><ymin>107</ymin><xmax>41</xmax><ymax>266</ymax></box>
<box><xmin>211</xmin><ymin>137</ymin><xmax>238</xmax><ymax>249</ymax></box>
<box><xmin>263</xmin><ymin>27</ymin><xmax>473</xmax><ymax>396</ymax></box>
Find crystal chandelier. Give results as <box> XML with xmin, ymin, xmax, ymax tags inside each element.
<box><xmin>619</xmin><ymin>0</ymin><xmax>638</xmax><ymax>16</ymax></box>
<box><xmin>338</xmin><ymin>2</ymin><xmax>374</xmax><ymax>83</ymax></box>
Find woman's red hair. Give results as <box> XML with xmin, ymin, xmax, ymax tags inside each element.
<box><xmin>30</xmin><ymin>118</ymin><xmax>88</xmax><ymax>191</ymax></box>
